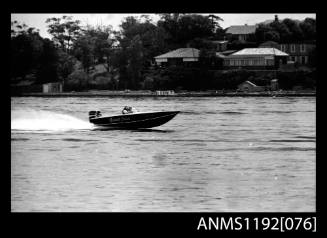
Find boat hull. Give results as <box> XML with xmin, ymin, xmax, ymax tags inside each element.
<box><xmin>90</xmin><ymin>111</ymin><xmax>180</xmax><ymax>129</ymax></box>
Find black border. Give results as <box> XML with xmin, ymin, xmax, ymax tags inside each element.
<box><xmin>7</xmin><ymin>1</ymin><xmax>323</xmax><ymax>234</ymax></box>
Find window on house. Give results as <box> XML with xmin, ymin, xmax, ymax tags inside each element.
<box><xmin>301</xmin><ymin>56</ymin><xmax>306</xmax><ymax>64</ymax></box>
<box><xmin>305</xmin><ymin>56</ymin><xmax>308</xmax><ymax>64</ymax></box>
<box><xmin>280</xmin><ymin>44</ymin><xmax>285</xmax><ymax>52</ymax></box>
<box><xmin>291</xmin><ymin>44</ymin><xmax>296</xmax><ymax>52</ymax></box>
<box><xmin>258</xmin><ymin>59</ymin><xmax>262</xmax><ymax>65</ymax></box>
<box><xmin>300</xmin><ymin>44</ymin><xmax>306</xmax><ymax>52</ymax></box>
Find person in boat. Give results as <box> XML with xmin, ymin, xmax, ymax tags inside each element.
<box><xmin>122</xmin><ymin>106</ymin><xmax>135</xmax><ymax>114</ymax></box>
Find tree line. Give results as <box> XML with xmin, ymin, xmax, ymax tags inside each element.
<box><xmin>255</xmin><ymin>16</ymin><xmax>316</xmax><ymax>44</ymax></box>
<box><xmin>11</xmin><ymin>14</ymin><xmax>316</xmax><ymax>90</ymax></box>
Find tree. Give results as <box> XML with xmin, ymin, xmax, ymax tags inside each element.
<box><xmin>189</xmin><ymin>37</ymin><xmax>215</xmax><ymax>50</ymax></box>
<box><xmin>157</xmin><ymin>14</ymin><xmax>221</xmax><ymax>48</ymax></box>
<box><xmin>35</xmin><ymin>39</ymin><xmax>59</xmax><ymax>84</ymax></box>
<box><xmin>11</xmin><ymin>21</ymin><xmax>44</xmax><ymax>81</ymax></box>
<box><xmin>73</xmin><ymin>34</ymin><xmax>96</xmax><ymax>74</ymax></box>
<box><xmin>126</xmin><ymin>35</ymin><xmax>144</xmax><ymax>88</ymax></box>
<box><xmin>57</xmin><ymin>50</ymin><xmax>76</xmax><ymax>83</ymax></box>
<box><xmin>177</xmin><ymin>15</ymin><xmax>214</xmax><ymax>43</ymax></box>
<box><xmin>46</xmin><ymin>15</ymin><xmax>82</xmax><ymax>53</ymax></box>
<box><xmin>254</xmin><ymin>24</ymin><xmax>267</xmax><ymax>43</ymax></box>
<box><xmin>115</xmin><ymin>16</ymin><xmax>170</xmax><ymax>88</ymax></box>
<box><xmin>264</xmin><ymin>30</ymin><xmax>280</xmax><ymax>42</ymax></box>
<box><xmin>282</xmin><ymin>18</ymin><xmax>304</xmax><ymax>42</ymax></box>
<box><xmin>11</xmin><ymin>21</ymin><xmax>40</xmax><ymax>37</ymax></box>
<box><xmin>109</xmin><ymin>48</ymin><xmax>128</xmax><ymax>89</ymax></box>
<box><xmin>269</xmin><ymin>20</ymin><xmax>291</xmax><ymax>43</ymax></box>
<box><xmin>208</xmin><ymin>14</ymin><xmax>223</xmax><ymax>34</ymax></box>
<box><xmin>82</xmin><ymin>25</ymin><xmax>116</xmax><ymax>72</ymax></box>
<box><xmin>255</xmin><ymin>17</ymin><xmax>315</xmax><ymax>43</ymax></box>
<box><xmin>299</xmin><ymin>18</ymin><xmax>316</xmax><ymax>41</ymax></box>
<box><xmin>11</xmin><ymin>21</ymin><xmax>75</xmax><ymax>85</ymax></box>
<box><xmin>199</xmin><ymin>47</ymin><xmax>219</xmax><ymax>69</ymax></box>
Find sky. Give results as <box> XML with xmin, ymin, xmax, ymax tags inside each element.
<box><xmin>11</xmin><ymin>13</ymin><xmax>316</xmax><ymax>39</ymax></box>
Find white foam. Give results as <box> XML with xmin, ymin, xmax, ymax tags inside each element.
<box><xmin>11</xmin><ymin>108</ymin><xmax>93</xmax><ymax>131</ymax></box>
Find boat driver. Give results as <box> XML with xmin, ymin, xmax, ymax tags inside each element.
<box><xmin>122</xmin><ymin>106</ymin><xmax>134</xmax><ymax>114</ymax></box>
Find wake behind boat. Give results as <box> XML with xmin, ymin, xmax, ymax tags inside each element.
<box><xmin>89</xmin><ymin>108</ymin><xmax>180</xmax><ymax>129</ymax></box>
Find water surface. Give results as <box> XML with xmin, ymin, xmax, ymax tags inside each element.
<box><xmin>11</xmin><ymin>96</ymin><xmax>316</xmax><ymax>212</ymax></box>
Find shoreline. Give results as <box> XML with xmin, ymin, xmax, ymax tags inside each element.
<box><xmin>13</xmin><ymin>90</ymin><xmax>316</xmax><ymax>97</ymax></box>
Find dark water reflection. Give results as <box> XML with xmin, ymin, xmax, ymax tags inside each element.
<box><xmin>11</xmin><ymin>96</ymin><xmax>315</xmax><ymax>212</ymax></box>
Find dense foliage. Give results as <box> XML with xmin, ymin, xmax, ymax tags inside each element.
<box><xmin>255</xmin><ymin>17</ymin><xmax>316</xmax><ymax>43</ymax></box>
<box><xmin>11</xmin><ymin>14</ymin><xmax>316</xmax><ymax>91</ymax></box>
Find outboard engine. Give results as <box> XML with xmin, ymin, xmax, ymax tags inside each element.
<box><xmin>89</xmin><ymin>111</ymin><xmax>102</xmax><ymax>121</ymax></box>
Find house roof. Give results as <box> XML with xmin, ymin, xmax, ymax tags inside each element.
<box><xmin>226</xmin><ymin>25</ymin><xmax>257</xmax><ymax>35</ymax></box>
<box><xmin>154</xmin><ymin>48</ymin><xmax>200</xmax><ymax>59</ymax></box>
<box><xmin>215</xmin><ymin>52</ymin><xmax>226</xmax><ymax>58</ymax></box>
<box><xmin>220</xmin><ymin>50</ymin><xmax>238</xmax><ymax>56</ymax></box>
<box><xmin>229</xmin><ymin>48</ymin><xmax>289</xmax><ymax>56</ymax></box>
<box><xmin>242</xmin><ymin>81</ymin><xmax>258</xmax><ymax>87</ymax></box>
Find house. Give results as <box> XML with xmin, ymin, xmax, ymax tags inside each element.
<box><xmin>238</xmin><ymin>81</ymin><xmax>265</xmax><ymax>92</ymax></box>
<box><xmin>43</xmin><ymin>82</ymin><xmax>63</xmax><ymax>93</ymax></box>
<box><xmin>225</xmin><ymin>24</ymin><xmax>257</xmax><ymax>42</ymax></box>
<box><xmin>278</xmin><ymin>42</ymin><xmax>315</xmax><ymax>65</ymax></box>
<box><xmin>154</xmin><ymin>48</ymin><xmax>200</xmax><ymax>67</ymax></box>
<box><xmin>223</xmin><ymin>48</ymin><xmax>289</xmax><ymax>69</ymax></box>
<box><xmin>154</xmin><ymin>48</ymin><xmax>223</xmax><ymax>68</ymax></box>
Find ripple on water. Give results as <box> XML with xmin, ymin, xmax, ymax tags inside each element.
<box><xmin>11</xmin><ymin>138</ymin><xmax>29</xmax><ymax>141</ymax></box>
<box><xmin>61</xmin><ymin>138</ymin><xmax>99</xmax><ymax>142</ymax></box>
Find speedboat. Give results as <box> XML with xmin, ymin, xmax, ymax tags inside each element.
<box><xmin>88</xmin><ymin>110</ymin><xmax>180</xmax><ymax>129</ymax></box>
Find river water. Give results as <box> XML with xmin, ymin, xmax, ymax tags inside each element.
<box><xmin>11</xmin><ymin>96</ymin><xmax>316</xmax><ymax>212</ymax></box>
